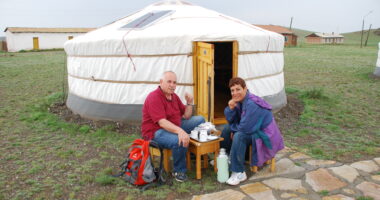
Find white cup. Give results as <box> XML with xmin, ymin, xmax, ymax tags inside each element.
<box><xmin>190</xmin><ymin>130</ymin><xmax>198</xmax><ymax>139</ymax></box>
<box><xmin>199</xmin><ymin>130</ymin><xmax>208</xmax><ymax>142</ymax></box>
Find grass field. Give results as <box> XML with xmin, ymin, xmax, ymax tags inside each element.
<box><xmin>0</xmin><ymin>43</ymin><xmax>379</xmax><ymax>199</ymax></box>
<box><xmin>283</xmin><ymin>44</ymin><xmax>379</xmax><ymax>161</ymax></box>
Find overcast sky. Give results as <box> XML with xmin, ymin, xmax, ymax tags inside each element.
<box><xmin>1</xmin><ymin>0</ymin><xmax>379</xmax><ymax>37</ymax></box>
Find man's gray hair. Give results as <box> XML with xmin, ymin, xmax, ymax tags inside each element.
<box><xmin>161</xmin><ymin>71</ymin><xmax>176</xmax><ymax>80</ymax></box>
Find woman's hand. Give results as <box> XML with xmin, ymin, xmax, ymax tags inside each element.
<box><xmin>228</xmin><ymin>99</ymin><xmax>237</xmax><ymax>110</ymax></box>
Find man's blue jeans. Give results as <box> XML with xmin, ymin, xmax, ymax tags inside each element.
<box><xmin>221</xmin><ymin>124</ymin><xmax>253</xmax><ymax>172</ymax></box>
<box><xmin>152</xmin><ymin>116</ymin><xmax>205</xmax><ymax>173</ymax></box>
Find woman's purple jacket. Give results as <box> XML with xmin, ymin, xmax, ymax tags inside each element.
<box><xmin>224</xmin><ymin>91</ymin><xmax>285</xmax><ymax>167</ymax></box>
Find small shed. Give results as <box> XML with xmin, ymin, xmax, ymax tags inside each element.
<box><xmin>305</xmin><ymin>32</ymin><xmax>344</xmax><ymax>44</ymax></box>
<box><xmin>4</xmin><ymin>27</ymin><xmax>95</xmax><ymax>52</ymax></box>
<box><xmin>255</xmin><ymin>25</ymin><xmax>297</xmax><ymax>46</ymax></box>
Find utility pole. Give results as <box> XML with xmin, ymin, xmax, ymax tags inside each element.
<box><xmin>360</xmin><ymin>20</ymin><xmax>364</xmax><ymax>48</ymax></box>
<box><xmin>361</xmin><ymin>10</ymin><xmax>373</xmax><ymax>48</ymax></box>
<box><xmin>289</xmin><ymin>17</ymin><xmax>293</xmax><ymax>30</ymax></box>
<box><xmin>364</xmin><ymin>24</ymin><xmax>372</xmax><ymax>47</ymax></box>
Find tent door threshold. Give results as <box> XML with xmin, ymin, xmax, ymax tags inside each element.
<box><xmin>213</xmin><ymin>117</ymin><xmax>227</xmax><ymax>125</ymax></box>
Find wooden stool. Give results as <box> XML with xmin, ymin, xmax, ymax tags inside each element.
<box><xmin>149</xmin><ymin>147</ymin><xmax>191</xmax><ymax>173</ymax></box>
<box><xmin>149</xmin><ymin>147</ymin><xmax>172</xmax><ymax>173</ymax></box>
<box><xmin>187</xmin><ymin>137</ymin><xmax>224</xmax><ymax>179</ymax></box>
<box><xmin>249</xmin><ymin>145</ymin><xmax>276</xmax><ymax>173</ymax></box>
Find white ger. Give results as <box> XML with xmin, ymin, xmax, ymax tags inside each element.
<box><xmin>64</xmin><ymin>0</ymin><xmax>287</xmax><ymax>124</ymax></box>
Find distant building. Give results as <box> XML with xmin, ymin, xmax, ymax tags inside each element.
<box><xmin>305</xmin><ymin>32</ymin><xmax>344</xmax><ymax>44</ymax></box>
<box><xmin>4</xmin><ymin>27</ymin><xmax>95</xmax><ymax>52</ymax></box>
<box><xmin>255</xmin><ymin>25</ymin><xmax>298</xmax><ymax>46</ymax></box>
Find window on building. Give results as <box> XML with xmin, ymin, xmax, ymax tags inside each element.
<box><xmin>121</xmin><ymin>10</ymin><xmax>174</xmax><ymax>29</ymax></box>
<box><xmin>284</xmin><ymin>36</ymin><xmax>288</xmax><ymax>42</ymax></box>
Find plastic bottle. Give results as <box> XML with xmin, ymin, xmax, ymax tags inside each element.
<box><xmin>217</xmin><ymin>148</ymin><xmax>229</xmax><ymax>183</ymax></box>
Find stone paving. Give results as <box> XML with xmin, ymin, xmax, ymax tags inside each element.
<box><xmin>191</xmin><ymin>147</ymin><xmax>380</xmax><ymax>200</ymax></box>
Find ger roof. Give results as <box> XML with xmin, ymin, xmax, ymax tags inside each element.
<box><xmin>254</xmin><ymin>25</ymin><xmax>294</xmax><ymax>34</ymax></box>
<box><xmin>306</xmin><ymin>32</ymin><xmax>344</xmax><ymax>38</ymax></box>
<box><xmin>4</xmin><ymin>27</ymin><xmax>96</xmax><ymax>33</ymax></box>
<box><xmin>64</xmin><ymin>0</ymin><xmax>284</xmax><ymax>56</ymax></box>
<box><xmin>152</xmin><ymin>0</ymin><xmax>193</xmax><ymax>6</ymax></box>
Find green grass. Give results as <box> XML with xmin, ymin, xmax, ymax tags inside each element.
<box><xmin>283</xmin><ymin>44</ymin><xmax>380</xmax><ymax>161</ymax></box>
<box><xmin>356</xmin><ymin>197</ymin><xmax>374</xmax><ymax>200</ymax></box>
<box><xmin>95</xmin><ymin>174</ymin><xmax>118</xmax><ymax>186</ymax></box>
<box><xmin>318</xmin><ymin>190</ymin><xmax>329</xmax><ymax>196</ymax></box>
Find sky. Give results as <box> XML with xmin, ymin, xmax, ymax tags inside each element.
<box><xmin>0</xmin><ymin>0</ymin><xmax>379</xmax><ymax>37</ymax></box>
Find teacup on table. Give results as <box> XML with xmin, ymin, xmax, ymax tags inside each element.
<box><xmin>190</xmin><ymin>130</ymin><xmax>198</xmax><ymax>139</ymax></box>
<box><xmin>199</xmin><ymin>130</ymin><xmax>208</xmax><ymax>142</ymax></box>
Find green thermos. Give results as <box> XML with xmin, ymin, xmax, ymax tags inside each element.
<box><xmin>217</xmin><ymin>148</ymin><xmax>229</xmax><ymax>183</ymax></box>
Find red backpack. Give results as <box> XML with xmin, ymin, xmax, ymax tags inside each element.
<box><xmin>116</xmin><ymin>139</ymin><xmax>165</xmax><ymax>188</ymax></box>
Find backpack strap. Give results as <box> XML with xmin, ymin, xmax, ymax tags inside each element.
<box><xmin>149</xmin><ymin>140</ymin><xmax>163</xmax><ymax>170</ymax></box>
<box><xmin>149</xmin><ymin>140</ymin><xmax>166</xmax><ymax>184</ymax></box>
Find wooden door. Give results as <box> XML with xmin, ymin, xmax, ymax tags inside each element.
<box><xmin>33</xmin><ymin>37</ymin><xmax>39</xmax><ymax>50</ymax></box>
<box><xmin>194</xmin><ymin>42</ymin><xmax>214</xmax><ymax>122</ymax></box>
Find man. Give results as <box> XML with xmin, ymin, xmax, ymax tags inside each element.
<box><xmin>141</xmin><ymin>71</ymin><xmax>205</xmax><ymax>182</ymax></box>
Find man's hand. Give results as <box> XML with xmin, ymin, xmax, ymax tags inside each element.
<box><xmin>228</xmin><ymin>99</ymin><xmax>237</xmax><ymax>110</ymax></box>
<box><xmin>178</xmin><ymin>130</ymin><xmax>190</xmax><ymax>147</ymax></box>
<box><xmin>158</xmin><ymin>119</ymin><xmax>190</xmax><ymax>147</ymax></box>
<box><xmin>185</xmin><ymin>92</ymin><xmax>193</xmax><ymax>105</ymax></box>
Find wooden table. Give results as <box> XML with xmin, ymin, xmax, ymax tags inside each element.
<box><xmin>186</xmin><ymin>137</ymin><xmax>224</xmax><ymax>179</ymax></box>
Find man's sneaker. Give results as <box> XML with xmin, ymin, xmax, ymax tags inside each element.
<box><xmin>226</xmin><ymin>172</ymin><xmax>247</xmax><ymax>186</ymax></box>
<box><xmin>172</xmin><ymin>172</ymin><xmax>188</xmax><ymax>182</ymax></box>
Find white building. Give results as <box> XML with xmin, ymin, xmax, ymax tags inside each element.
<box><xmin>4</xmin><ymin>27</ymin><xmax>95</xmax><ymax>52</ymax></box>
<box><xmin>305</xmin><ymin>32</ymin><xmax>344</xmax><ymax>44</ymax></box>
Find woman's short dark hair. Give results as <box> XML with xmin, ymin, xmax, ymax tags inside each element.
<box><xmin>229</xmin><ymin>77</ymin><xmax>246</xmax><ymax>88</ymax></box>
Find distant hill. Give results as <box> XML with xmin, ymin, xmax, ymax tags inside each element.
<box><xmin>342</xmin><ymin>28</ymin><xmax>380</xmax><ymax>46</ymax></box>
<box><xmin>289</xmin><ymin>28</ymin><xmax>314</xmax><ymax>43</ymax></box>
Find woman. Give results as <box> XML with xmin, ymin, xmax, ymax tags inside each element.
<box><xmin>221</xmin><ymin>77</ymin><xmax>284</xmax><ymax>185</ymax></box>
